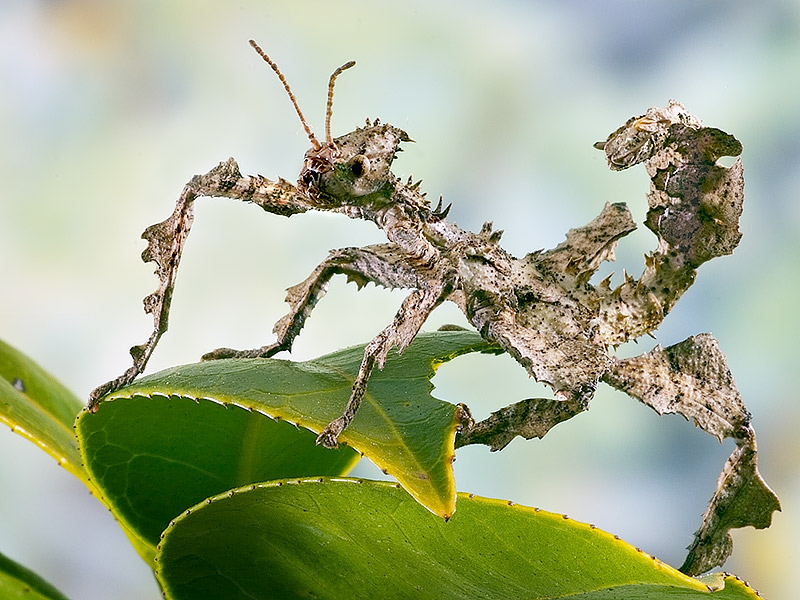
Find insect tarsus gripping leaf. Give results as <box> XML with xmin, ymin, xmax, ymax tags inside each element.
<box><xmin>89</xmin><ymin>43</ymin><xmax>779</xmax><ymax>574</ymax></box>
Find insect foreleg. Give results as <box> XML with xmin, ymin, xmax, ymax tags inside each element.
<box><xmin>89</xmin><ymin>159</ymin><xmax>311</xmax><ymax>408</ymax></box>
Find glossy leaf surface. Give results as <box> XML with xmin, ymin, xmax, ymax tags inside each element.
<box><xmin>77</xmin><ymin>395</ymin><xmax>359</xmax><ymax>558</ymax></box>
<box><xmin>0</xmin><ymin>339</ymin><xmax>85</xmax><ymax>481</ymax></box>
<box><xmin>156</xmin><ymin>478</ymin><xmax>760</xmax><ymax>600</ymax></box>
<box><xmin>86</xmin><ymin>331</ymin><xmax>497</xmax><ymax>521</ymax></box>
<box><xmin>0</xmin><ymin>550</ymin><xmax>72</xmax><ymax>600</ymax></box>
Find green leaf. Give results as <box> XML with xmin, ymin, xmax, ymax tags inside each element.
<box><xmin>76</xmin><ymin>395</ymin><xmax>359</xmax><ymax>560</ymax></box>
<box><xmin>88</xmin><ymin>331</ymin><xmax>496</xmax><ymax>520</ymax></box>
<box><xmin>0</xmin><ymin>549</ymin><xmax>72</xmax><ymax>600</ymax></box>
<box><xmin>155</xmin><ymin>478</ymin><xmax>760</xmax><ymax>600</ymax></box>
<box><xmin>0</xmin><ymin>339</ymin><xmax>155</xmax><ymax>564</ymax></box>
<box><xmin>0</xmin><ymin>339</ymin><xmax>85</xmax><ymax>483</ymax></box>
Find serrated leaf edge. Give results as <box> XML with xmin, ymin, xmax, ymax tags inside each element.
<box><xmin>154</xmin><ymin>478</ymin><xmax>758</xmax><ymax>598</ymax></box>
<box><xmin>94</xmin><ymin>390</ymin><xmax>459</xmax><ymax>518</ymax></box>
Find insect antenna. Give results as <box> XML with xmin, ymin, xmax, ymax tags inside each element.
<box><xmin>325</xmin><ymin>60</ymin><xmax>356</xmax><ymax>146</ymax></box>
<box><xmin>249</xmin><ymin>39</ymin><xmax>322</xmax><ymax>151</ymax></box>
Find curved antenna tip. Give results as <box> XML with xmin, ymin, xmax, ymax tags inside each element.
<box><xmin>325</xmin><ymin>60</ymin><xmax>357</xmax><ymax>145</ymax></box>
<box><xmin>249</xmin><ymin>39</ymin><xmax>321</xmax><ymax>150</ymax></box>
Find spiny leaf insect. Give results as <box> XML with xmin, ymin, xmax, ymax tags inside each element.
<box><xmin>89</xmin><ymin>39</ymin><xmax>777</xmax><ymax>575</ymax></box>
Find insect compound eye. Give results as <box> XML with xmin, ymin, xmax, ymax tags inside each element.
<box><xmin>350</xmin><ymin>154</ymin><xmax>370</xmax><ymax>178</ymax></box>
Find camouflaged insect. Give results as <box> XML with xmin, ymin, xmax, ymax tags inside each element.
<box><xmin>89</xmin><ymin>41</ymin><xmax>779</xmax><ymax>575</ymax></box>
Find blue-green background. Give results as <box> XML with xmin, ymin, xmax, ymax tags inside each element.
<box><xmin>1</xmin><ymin>1</ymin><xmax>797</xmax><ymax>598</ymax></box>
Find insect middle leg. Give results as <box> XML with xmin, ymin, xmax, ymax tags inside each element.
<box><xmin>316</xmin><ymin>281</ymin><xmax>451</xmax><ymax>448</ymax></box>
<box><xmin>202</xmin><ymin>243</ymin><xmax>421</xmax><ymax>360</ymax></box>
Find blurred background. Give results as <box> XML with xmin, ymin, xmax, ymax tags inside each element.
<box><xmin>1</xmin><ymin>1</ymin><xmax>797</xmax><ymax>598</ymax></box>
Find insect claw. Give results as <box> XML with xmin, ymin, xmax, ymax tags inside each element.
<box><xmin>316</xmin><ymin>431</ymin><xmax>339</xmax><ymax>448</ymax></box>
<box><xmin>316</xmin><ymin>417</ymin><xmax>347</xmax><ymax>448</ymax></box>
